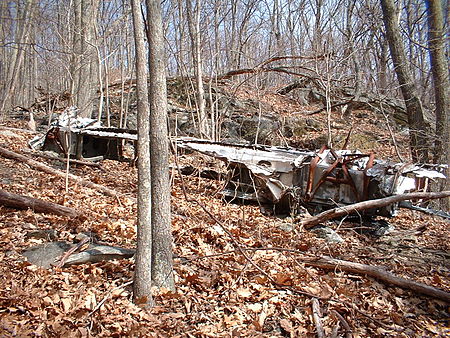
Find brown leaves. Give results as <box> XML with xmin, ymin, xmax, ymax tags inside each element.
<box><xmin>0</xmin><ymin>124</ymin><xmax>449</xmax><ymax>336</ymax></box>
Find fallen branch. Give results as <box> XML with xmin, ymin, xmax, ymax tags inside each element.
<box><xmin>311</xmin><ymin>298</ymin><xmax>325</xmax><ymax>338</ymax></box>
<box><xmin>0</xmin><ymin>146</ymin><xmax>118</xmax><ymax>197</ymax></box>
<box><xmin>302</xmin><ymin>256</ymin><xmax>450</xmax><ymax>303</ymax></box>
<box><xmin>0</xmin><ymin>126</ymin><xmax>39</xmax><ymax>135</ymax></box>
<box><xmin>22</xmin><ymin>149</ymin><xmax>104</xmax><ymax>170</ymax></box>
<box><xmin>0</xmin><ymin>189</ymin><xmax>81</xmax><ymax>218</ymax></box>
<box><xmin>301</xmin><ymin>191</ymin><xmax>450</xmax><ymax>229</ymax></box>
<box><xmin>55</xmin><ymin>237</ymin><xmax>90</xmax><ymax>268</ymax></box>
<box><xmin>331</xmin><ymin>310</ymin><xmax>352</xmax><ymax>338</ymax></box>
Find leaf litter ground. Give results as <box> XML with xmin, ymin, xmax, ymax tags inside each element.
<box><xmin>0</xmin><ymin>117</ymin><xmax>449</xmax><ymax>337</ymax></box>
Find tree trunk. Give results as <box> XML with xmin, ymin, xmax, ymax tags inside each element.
<box><xmin>0</xmin><ymin>0</ymin><xmax>35</xmax><ymax>113</ymax></box>
<box><xmin>186</xmin><ymin>0</ymin><xmax>209</xmax><ymax>138</ymax></box>
<box><xmin>71</xmin><ymin>0</ymin><xmax>99</xmax><ymax>118</ymax></box>
<box><xmin>146</xmin><ymin>0</ymin><xmax>175</xmax><ymax>291</ymax></box>
<box><xmin>426</xmin><ymin>0</ymin><xmax>449</xmax><ymax>210</ymax></box>
<box><xmin>380</xmin><ymin>0</ymin><xmax>429</xmax><ymax>163</ymax></box>
<box><xmin>130</xmin><ymin>0</ymin><xmax>154</xmax><ymax>307</ymax></box>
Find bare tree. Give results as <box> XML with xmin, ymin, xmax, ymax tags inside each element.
<box><xmin>186</xmin><ymin>0</ymin><xmax>209</xmax><ymax>138</ymax></box>
<box><xmin>146</xmin><ymin>0</ymin><xmax>175</xmax><ymax>291</ymax></box>
<box><xmin>131</xmin><ymin>0</ymin><xmax>154</xmax><ymax>307</ymax></box>
<box><xmin>71</xmin><ymin>0</ymin><xmax>100</xmax><ymax>118</ymax></box>
<box><xmin>380</xmin><ymin>0</ymin><xmax>429</xmax><ymax>163</ymax></box>
<box><xmin>426</xmin><ymin>0</ymin><xmax>449</xmax><ymax>209</ymax></box>
<box><xmin>0</xmin><ymin>0</ymin><xmax>36</xmax><ymax>113</ymax></box>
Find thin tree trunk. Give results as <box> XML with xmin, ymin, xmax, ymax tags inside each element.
<box><xmin>380</xmin><ymin>0</ymin><xmax>429</xmax><ymax>163</ymax></box>
<box><xmin>0</xmin><ymin>0</ymin><xmax>35</xmax><ymax>113</ymax></box>
<box><xmin>186</xmin><ymin>0</ymin><xmax>209</xmax><ymax>138</ymax></box>
<box><xmin>146</xmin><ymin>0</ymin><xmax>175</xmax><ymax>291</ymax></box>
<box><xmin>426</xmin><ymin>0</ymin><xmax>449</xmax><ymax>210</ymax></box>
<box><xmin>130</xmin><ymin>0</ymin><xmax>154</xmax><ymax>307</ymax></box>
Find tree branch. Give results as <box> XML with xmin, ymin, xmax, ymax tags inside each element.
<box><xmin>301</xmin><ymin>191</ymin><xmax>450</xmax><ymax>229</ymax></box>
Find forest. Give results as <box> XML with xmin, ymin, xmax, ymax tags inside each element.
<box><xmin>0</xmin><ymin>0</ymin><xmax>449</xmax><ymax>336</ymax></box>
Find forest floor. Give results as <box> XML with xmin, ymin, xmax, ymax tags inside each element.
<box><xmin>0</xmin><ymin>89</ymin><xmax>449</xmax><ymax>337</ymax></box>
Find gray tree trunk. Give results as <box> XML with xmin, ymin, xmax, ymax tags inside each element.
<box><xmin>131</xmin><ymin>0</ymin><xmax>154</xmax><ymax>307</ymax></box>
<box><xmin>146</xmin><ymin>0</ymin><xmax>175</xmax><ymax>291</ymax></box>
<box><xmin>0</xmin><ymin>0</ymin><xmax>35</xmax><ymax>113</ymax></box>
<box><xmin>426</xmin><ymin>0</ymin><xmax>449</xmax><ymax>210</ymax></box>
<box><xmin>380</xmin><ymin>0</ymin><xmax>430</xmax><ymax>163</ymax></box>
<box><xmin>186</xmin><ymin>0</ymin><xmax>209</xmax><ymax>138</ymax></box>
<box><xmin>71</xmin><ymin>0</ymin><xmax>99</xmax><ymax>118</ymax></box>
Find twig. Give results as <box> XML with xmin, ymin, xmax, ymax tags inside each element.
<box><xmin>55</xmin><ymin>237</ymin><xmax>90</xmax><ymax>268</ymax></box>
<box><xmin>311</xmin><ymin>298</ymin><xmax>325</xmax><ymax>338</ymax></box>
<box><xmin>88</xmin><ymin>280</ymin><xmax>134</xmax><ymax>316</ymax></box>
<box><xmin>331</xmin><ymin>310</ymin><xmax>352</xmax><ymax>338</ymax></box>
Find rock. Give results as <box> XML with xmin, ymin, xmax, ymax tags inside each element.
<box><xmin>25</xmin><ymin>229</ymin><xmax>57</xmax><ymax>240</ymax></box>
<box><xmin>278</xmin><ymin>222</ymin><xmax>295</xmax><ymax>232</ymax></box>
<box><xmin>310</xmin><ymin>226</ymin><xmax>344</xmax><ymax>243</ymax></box>
<box><xmin>23</xmin><ymin>241</ymin><xmax>72</xmax><ymax>269</ymax></box>
<box><xmin>22</xmin><ymin>241</ymin><xmax>136</xmax><ymax>268</ymax></box>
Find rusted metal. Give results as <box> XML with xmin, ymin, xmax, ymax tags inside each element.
<box><xmin>177</xmin><ymin>137</ymin><xmax>447</xmax><ymax>217</ymax></box>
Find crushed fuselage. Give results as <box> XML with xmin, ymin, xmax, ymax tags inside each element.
<box><xmin>177</xmin><ymin>138</ymin><xmax>446</xmax><ymax>217</ymax></box>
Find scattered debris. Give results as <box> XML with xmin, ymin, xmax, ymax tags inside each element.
<box><xmin>177</xmin><ymin>138</ymin><xmax>447</xmax><ymax>218</ymax></box>
<box><xmin>29</xmin><ymin>106</ymin><xmax>137</xmax><ymax>161</ymax></box>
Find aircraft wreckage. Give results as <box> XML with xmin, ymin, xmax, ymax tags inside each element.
<box><xmin>177</xmin><ymin>138</ymin><xmax>446</xmax><ymax>217</ymax></box>
<box><xmin>29</xmin><ymin>108</ymin><xmax>446</xmax><ymax>217</ymax></box>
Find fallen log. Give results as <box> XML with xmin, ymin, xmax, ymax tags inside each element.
<box><xmin>0</xmin><ymin>146</ymin><xmax>118</xmax><ymax>197</ymax></box>
<box><xmin>302</xmin><ymin>256</ymin><xmax>450</xmax><ymax>303</ymax></box>
<box><xmin>0</xmin><ymin>189</ymin><xmax>81</xmax><ymax>218</ymax></box>
<box><xmin>22</xmin><ymin>149</ymin><xmax>104</xmax><ymax>169</ymax></box>
<box><xmin>301</xmin><ymin>191</ymin><xmax>450</xmax><ymax>229</ymax></box>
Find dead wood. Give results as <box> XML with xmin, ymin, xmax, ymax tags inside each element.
<box><xmin>0</xmin><ymin>126</ymin><xmax>39</xmax><ymax>135</ymax></box>
<box><xmin>311</xmin><ymin>298</ymin><xmax>325</xmax><ymax>338</ymax></box>
<box><xmin>0</xmin><ymin>189</ymin><xmax>81</xmax><ymax>218</ymax></box>
<box><xmin>55</xmin><ymin>237</ymin><xmax>90</xmax><ymax>268</ymax></box>
<box><xmin>0</xmin><ymin>146</ymin><xmax>118</xmax><ymax>197</ymax></box>
<box><xmin>302</xmin><ymin>256</ymin><xmax>450</xmax><ymax>303</ymax></box>
<box><xmin>301</xmin><ymin>191</ymin><xmax>450</xmax><ymax>229</ymax></box>
<box><xmin>22</xmin><ymin>149</ymin><xmax>104</xmax><ymax>169</ymax></box>
<box><xmin>331</xmin><ymin>310</ymin><xmax>352</xmax><ymax>338</ymax></box>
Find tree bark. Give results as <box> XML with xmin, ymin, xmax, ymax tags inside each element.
<box><xmin>71</xmin><ymin>0</ymin><xmax>99</xmax><ymax>118</ymax></box>
<box><xmin>301</xmin><ymin>191</ymin><xmax>450</xmax><ymax>229</ymax></box>
<box><xmin>130</xmin><ymin>0</ymin><xmax>154</xmax><ymax>307</ymax></box>
<box><xmin>0</xmin><ymin>0</ymin><xmax>36</xmax><ymax>112</ymax></box>
<box><xmin>0</xmin><ymin>189</ymin><xmax>81</xmax><ymax>218</ymax></box>
<box><xmin>186</xmin><ymin>0</ymin><xmax>209</xmax><ymax>138</ymax></box>
<box><xmin>426</xmin><ymin>0</ymin><xmax>449</xmax><ymax>210</ymax></box>
<box><xmin>146</xmin><ymin>0</ymin><xmax>175</xmax><ymax>291</ymax></box>
<box><xmin>380</xmin><ymin>0</ymin><xmax>429</xmax><ymax>163</ymax></box>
